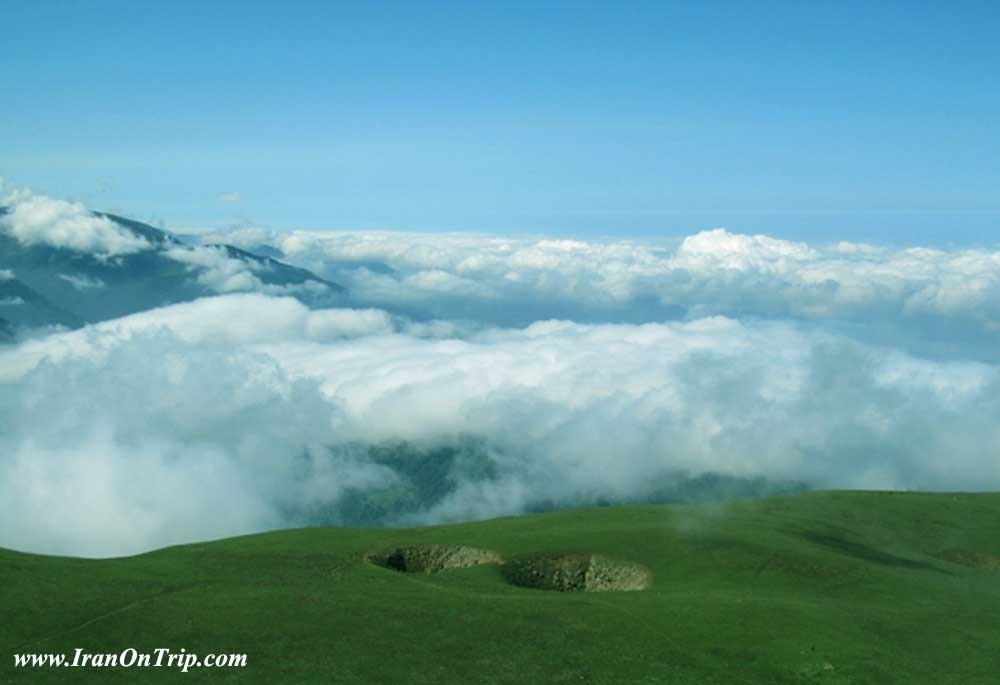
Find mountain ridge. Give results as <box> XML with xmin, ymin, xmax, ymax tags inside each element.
<box><xmin>0</xmin><ymin>207</ymin><xmax>345</xmax><ymax>338</ymax></box>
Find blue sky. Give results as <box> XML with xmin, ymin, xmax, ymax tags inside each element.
<box><xmin>3</xmin><ymin>0</ymin><xmax>998</xmax><ymax>243</ymax></box>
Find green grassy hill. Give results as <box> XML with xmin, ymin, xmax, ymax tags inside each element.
<box><xmin>4</xmin><ymin>491</ymin><xmax>1000</xmax><ymax>684</ymax></box>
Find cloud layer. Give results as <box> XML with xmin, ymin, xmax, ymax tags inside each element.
<box><xmin>3</xmin><ymin>191</ymin><xmax>999</xmax><ymax>557</ymax></box>
<box><xmin>2</xmin><ymin>294</ymin><xmax>999</xmax><ymax>557</ymax></box>
<box><xmin>204</xmin><ymin>227</ymin><xmax>1000</xmax><ymax>360</ymax></box>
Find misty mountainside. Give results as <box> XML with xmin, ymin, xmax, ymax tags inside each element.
<box><xmin>0</xmin><ymin>206</ymin><xmax>344</xmax><ymax>336</ymax></box>
<box><xmin>0</xmin><ymin>316</ymin><xmax>15</xmax><ymax>343</ymax></box>
<box><xmin>303</xmin><ymin>440</ymin><xmax>805</xmax><ymax>529</ymax></box>
<box><xmin>0</xmin><ymin>272</ymin><xmax>82</xmax><ymax>329</ymax></box>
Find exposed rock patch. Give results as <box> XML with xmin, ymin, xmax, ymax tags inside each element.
<box><xmin>933</xmin><ymin>548</ymin><xmax>1000</xmax><ymax>571</ymax></box>
<box><xmin>502</xmin><ymin>553</ymin><xmax>652</xmax><ymax>592</ymax></box>
<box><xmin>369</xmin><ymin>544</ymin><xmax>502</xmax><ymax>573</ymax></box>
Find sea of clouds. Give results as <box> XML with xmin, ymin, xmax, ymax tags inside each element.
<box><xmin>3</xmin><ymin>191</ymin><xmax>1000</xmax><ymax>556</ymax></box>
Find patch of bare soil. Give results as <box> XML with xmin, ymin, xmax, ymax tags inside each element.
<box><xmin>369</xmin><ymin>545</ymin><xmax>502</xmax><ymax>573</ymax></box>
<box><xmin>502</xmin><ymin>553</ymin><xmax>651</xmax><ymax>592</ymax></box>
<box><xmin>933</xmin><ymin>548</ymin><xmax>1000</xmax><ymax>571</ymax></box>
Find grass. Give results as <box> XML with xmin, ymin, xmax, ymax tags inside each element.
<box><xmin>3</xmin><ymin>490</ymin><xmax>1000</xmax><ymax>683</ymax></box>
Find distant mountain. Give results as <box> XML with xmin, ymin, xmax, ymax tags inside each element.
<box><xmin>0</xmin><ymin>207</ymin><xmax>344</xmax><ymax>335</ymax></box>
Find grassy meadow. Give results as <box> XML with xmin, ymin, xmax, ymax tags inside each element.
<box><xmin>3</xmin><ymin>491</ymin><xmax>1000</xmax><ymax>684</ymax></box>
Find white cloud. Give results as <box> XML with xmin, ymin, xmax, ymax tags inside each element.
<box><xmin>673</xmin><ymin>228</ymin><xmax>820</xmax><ymax>269</ymax></box>
<box><xmin>164</xmin><ymin>244</ymin><xmax>334</xmax><ymax>297</ymax></box>
<box><xmin>59</xmin><ymin>273</ymin><xmax>106</xmax><ymax>290</ymax></box>
<box><xmin>1</xmin><ymin>189</ymin><xmax>152</xmax><ymax>257</ymax></box>
<box><xmin>0</xmin><ymin>294</ymin><xmax>394</xmax><ymax>380</ymax></box>
<box><xmin>2</xmin><ymin>294</ymin><xmax>1000</xmax><ymax>556</ymax></box>
<box><xmin>273</xmin><ymin>228</ymin><xmax>992</xmax><ymax>317</ymax></box>
<box><xmin>832</xmin><ymin>241</ymin><xmax>883</xmax><ymax>255</ymax></box>
<box><xmin>0</xmin><ymin>269</ymin><xmax>13</xmax><ymax>280</ymax></box>
<box><xmin>0</xmin><ymin>297</ymin><xmax>24</xmax><ymax>306</ymax></box>
<box><xmin>216</xmin><ymin>191</ymin><xmax>241</xmax><ymax>204</ymax></box>
<box><xmin>165</xmin><ymin>245</ymin><xmax>260</xmax><ymax>293</ymax></box>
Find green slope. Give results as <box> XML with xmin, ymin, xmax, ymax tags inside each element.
<box><xmin>3</xmin><ymin>491</ymin><xmax>1000</xmax><ymax>684</ymax></box>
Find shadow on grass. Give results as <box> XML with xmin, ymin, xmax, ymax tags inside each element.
<box><xmin>802</xmin><ymin>531</ymin><xmax>947</xmax><ymax>574</ymax></box>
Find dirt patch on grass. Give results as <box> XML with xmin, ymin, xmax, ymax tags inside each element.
<box><xmin>369</xmin><ymin>545</ymin><xmax>502</xmax><ymax>574</ymax></box>
<box><xmin>502</xmin><ymin>553</ymin><xmax>652</xmax><ymax>592</ymax></box>
<box><xmin>933</xmin><ymin>548</ymin><xmax>1000</xmax><ymax>571</ymax></box>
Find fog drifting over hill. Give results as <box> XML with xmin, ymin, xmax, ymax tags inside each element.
<box><xmin>3</xmin><ymin>191</ymin><xmax>1000</xmax><ymax>556</ymax></box>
